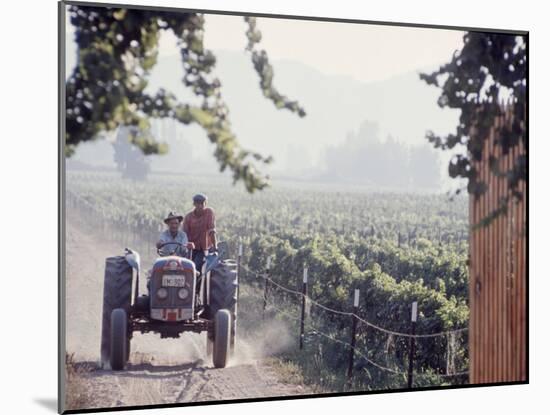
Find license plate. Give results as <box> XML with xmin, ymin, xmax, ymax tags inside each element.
<box><xmin>162</xmin><ymin>275</ymin><xmax>186</xmax><ymax>287</ymax></box>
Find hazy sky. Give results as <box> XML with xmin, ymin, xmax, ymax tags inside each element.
<box><xmin>170</xmin><ymin>14</ymin><xmax>463</xmax><ymax>83</ymax></box>
<box><xmin>67</xmin><ymin>11</ymin><xmax>464</xmax><ymax>83</ymax></box>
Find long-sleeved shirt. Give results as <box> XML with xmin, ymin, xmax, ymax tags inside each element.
<box><xmin>183</xmin><ymin>207</ymin><xmax>216</xmax><ymax>251</ymax></box>
<box><xmin>158</xmin><ymin>229</ymin><xmax>188</xmax><ymax>256</ymax></box>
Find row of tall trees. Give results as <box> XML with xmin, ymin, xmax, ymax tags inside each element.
<box><xmin>324</xmin><ymin>121</ymin><xmax>440</xmax><ymax>189</ymax></box>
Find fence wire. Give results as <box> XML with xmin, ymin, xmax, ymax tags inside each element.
<box><xmin>257</xmin><ymin>288</ymin><xmax>468</xmax><ymax>379</ymax></box>
<box><xmin>240</xmin><ymin>264</ymin><xmax>468</xmax><ymax>340</ymax></box>
<box><xmin>260</xmin><ymin>292</ymin><xmax>405</xmax><ymax>375</ymax></box>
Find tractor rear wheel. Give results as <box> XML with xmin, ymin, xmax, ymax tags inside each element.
<box><xmin>100</xmin><ymin>256</ymin><xmax>133</xmax><ymax>368</ymax></box>
<box><xmin>212</xmin><ymin>309</ymin><xmax>231</xmax><ymax>368</ymax></box>
<box><xmin>208</xmin><ymin>264</ymin><xmax>237</xmax><ymax>318</ymax></box>
<box><xmin>110</xmin><ymin>308</ymin><xmax>128</xmax><ymax>371</ymax></box>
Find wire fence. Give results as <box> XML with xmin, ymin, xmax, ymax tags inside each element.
<box><xmin>263</xmin><ymin>294</ymin><xmax>404</xmax><ymax>376</ymax></box>
<box><xmin>240</xmin><ymin>264</ymin><xmax>468</xmax><ymax>339</ymax></box>
<box><xmin>239</xmin><ymin>262</ymin><xmax>469</xmax><ymax>387</ymax></box>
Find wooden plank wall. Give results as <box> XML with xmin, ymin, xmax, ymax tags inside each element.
<box><xmin>469</xmin><ymin>106</ymin><xmax>527</xmax><ymax>384</ymax></box>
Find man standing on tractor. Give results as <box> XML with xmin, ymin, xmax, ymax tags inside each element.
<box><xmin>183</xmin><ymin>193</ymin><xmax>217</xmax><ymax>275</ymax></box>
<box><xmin>156</xmin><ymin>212</ymin><xmax>194</xmax><ymax>257</ymax></box>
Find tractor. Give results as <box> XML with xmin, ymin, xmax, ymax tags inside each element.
<box><xmin>100</xmin><ymin>241</ymin><xmax>238</xmax><ymax>370</ymax></box>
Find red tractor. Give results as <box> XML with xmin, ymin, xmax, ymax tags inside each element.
<box><xmin>100</xmin><ymin>242</ymin><xmax>238</xmax><ymax>370</ymax></box>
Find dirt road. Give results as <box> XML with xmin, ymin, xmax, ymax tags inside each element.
<box><xmin>64</xmin><ymin>214</ymin><xmax>309</xmax><ymax>410</ymax></box>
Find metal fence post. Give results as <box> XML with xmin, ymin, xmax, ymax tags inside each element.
<box><xmin>347</xmin><ymin>289</ymin><xmax>360</xmax><ymax>385</ymax></box>
<box><xmin>407</xmin><ymin>301</ymin><xmax>418</xmax><ymax>389</ymax></box>
<box><xmin>299</xmin><ymin>266</ymin><xmax>308</xmax><ymax>350</ymax></box>
<box><xmin>262</xmin><ymin>256</ymin><xmax>271</xmax><ymax>320</ymax></box>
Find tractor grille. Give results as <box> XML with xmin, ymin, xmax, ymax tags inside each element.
<box><xmin>150</xmin><ymin>268</ymin><xmax>195</xmax><ymax>310</ymax></box>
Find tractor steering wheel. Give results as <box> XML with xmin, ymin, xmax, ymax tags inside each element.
<box><xmin>157</xmin><ymin>242</ymin><xmax>193</xmax><ymax>259</ymax></box>
<box><xmin>157</xmin><ymin>241</ymin><xmax>184</xmax><ymax>257</ymax></box>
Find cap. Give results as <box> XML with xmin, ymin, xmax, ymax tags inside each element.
<box><xmin>193</xmin><ymin>193</ymin><xmax>207</xmax><ymax>203</ymax></box>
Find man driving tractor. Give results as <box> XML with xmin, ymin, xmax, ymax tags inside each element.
<box><xmin>183</xmin><ymin>193</ymin><xmax>217</xmax><ymax>275</ymax></box>
<box><xmin>156</xmin><ymin>211</ymin><xmax>195</xmax><ymax>257</ymax></box>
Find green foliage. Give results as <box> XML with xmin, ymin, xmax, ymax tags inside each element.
<box><xmin>66</xmin><ymin>6</ymin><xmax>306</xmax><ymax>192</ymax></box>
<box><xmin>68</xmin><ymin>171</ymin><xmax>469</xmax><ymax>390</ymax></box>
<box><xmin>420</xmin><ymin>32</ymin><xmax>526</xmax><ymax>223</ymax></box>
<box><xmin>244</xmin><ymin>17</ymin><xmax>306</xmax><ymax>117</ymax></box>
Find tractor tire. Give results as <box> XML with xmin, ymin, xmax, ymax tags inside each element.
<box><xmin>100</xmin><ymin>256</ymin><xmax>133</xmax><ymax>368</ymax></box>
<box><xmin>110</xmin><ymin>308</ymin><xmax>128</xmax><ymax>371</ymax></box>
<box><xmin>208</xmin><ymin>263</ymin><xmax>238</xmax><ymax>354</ymax></box>
<box><xmin>212</xmin><ymin>309</ymin><xmax>231</xmax><ymax>368</ymax></box>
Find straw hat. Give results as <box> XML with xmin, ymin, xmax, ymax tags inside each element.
<box><xmin>163</xmin><ymin>211</ymin><xmax>183</xmax><ymax>224</ymax></box>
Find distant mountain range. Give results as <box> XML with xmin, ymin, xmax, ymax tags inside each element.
<box><xmin>69</xmin><ymin>48</ymin><xmax>461</xmax><ymax>190</ymax></box>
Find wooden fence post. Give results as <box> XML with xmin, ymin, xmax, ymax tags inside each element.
<box><xmin>347</xmin><ymin>288</ymin><xmax>360</xmax><ymax>385</ymax></box>
<box><xmin>407</xmin><ymin>301</ymin><xmax>418</xmax><ymax>389</ymax></box>
<box><xmin>262</xmin><ymin>256</ymin><xmax>271</xmax><ymax>320</ymax></box>
<box><xmin>299</xmin><ymin>266</ymin><xmax>308</xmax><ymax>350</ymax></box>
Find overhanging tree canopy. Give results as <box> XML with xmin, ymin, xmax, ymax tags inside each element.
<box><xmin>66</xmin><ymin>5</ymin><xmax>306</xmax><ymax>192</ymax></box>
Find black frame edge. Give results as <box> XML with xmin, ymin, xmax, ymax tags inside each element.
<box><xmin>63</xmin><ymin>0</ymin><xmax>528</xmax><ymax>35</ymax></box>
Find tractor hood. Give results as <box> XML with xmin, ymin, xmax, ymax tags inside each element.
<box><xmin>152</xmin><ymin>256</ymin><xmax>195</xmax><ymax>274</ymax></box>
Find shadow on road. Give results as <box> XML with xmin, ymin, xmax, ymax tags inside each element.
<box><xmin>73</xmin><ymin>359</ymin><xmax>209</xmax><ymax>380</ymax></box>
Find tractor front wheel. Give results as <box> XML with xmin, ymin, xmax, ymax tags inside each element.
<box><xmin>110</xmin><ymin>308</ymin><xmax>128</xmax><ymax>371</ymax></box>
<box><xmin>212</xmin><ymin>309</ymin><xmax>231</xmax><ymax>368</ymax></box>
